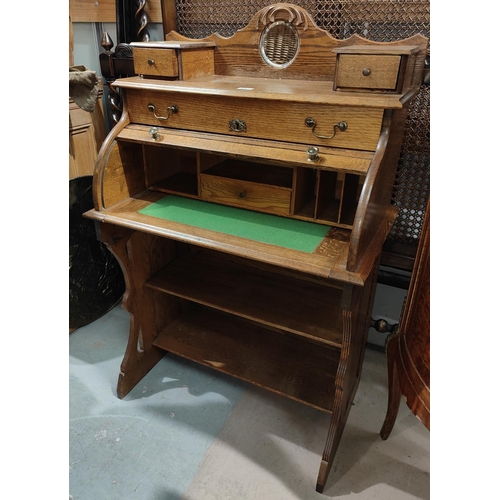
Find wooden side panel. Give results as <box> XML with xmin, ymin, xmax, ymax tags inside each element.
<box><xmin>69</xmin><ymin>103</ymin><xmax>98</xmax><ymax>179</ymax></box>
<box><xmin>69</xmin><ymin>0</ymin><xmax>163</xmax><ymax>23</ymax></box>
<box><xmin>380</xmin><ymin>201</ymin><xmax>430</xmax><ymax>436</ymax></box>
<box><xmin>69</xmin><ymin>83</ymin><xmax>106</xmax><ymax>179</ymax></box>
<box><xmin>397</xmin><ymin>201</ymin><xmax>430</xmax><ymax>426</ymax></box>
<box><xmin>179</xmin><ymin>49</ymin><xmax>215</xmax><ymax>80</ymax></box>
<box><xmin>347</xmin><ymin>107</ymin><xmax>408</xmax><ymax>271</ymax></box>
<box><xmin>96</xmin><ymin>226</ymin><xmax>178</xmax><ymax>399</ymax></box>
<box><xmin>102</xmin><ymin>141</ymin><xmax>147</xmax><ymax>208</ymax></box>
<box><xmin>144</xmin><ymin>145</ymin><xmax>181</xmax><ymax>186</ymax></box>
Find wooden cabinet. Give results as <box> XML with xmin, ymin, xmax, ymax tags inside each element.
<box><xmin>69</xmin><ymin>80</ymin><xmax>106</xmax><ymax>179</ymax></box>
<box><xmin>84</xmin><ymin>3</ymin><xmax>427</xmax><ymax>492</ymax></box>
<box><xmin>380</xmin><ymin>200</ymin><xmax>430</xmax><ymax>435</ymax></box>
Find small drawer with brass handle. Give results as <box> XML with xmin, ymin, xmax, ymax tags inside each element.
<box><xmin>200</xmin><ymin>175</ymin><xmax>291</xmax><ymax>216</ymax></box>
<box><xmin>335</xmin><ymin>54</ymin><xmax>401</xmax><ymax>90</ymax></box>
<box><xmin>132</xmin><ymin>47</ymin><xmax>179</xmax><ymax>78</ymax></box>
<box><xmin>131</xmin><ymin>41</ymin><xmax>215</xmax><ymax>80</ymax></box>
<box><xmin>332</xmin><ymin>45</ymin><xmax>421</xmax><ymax>93</ymax></box>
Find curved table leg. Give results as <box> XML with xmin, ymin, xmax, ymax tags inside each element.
<box><xmin>380</xmin><ymin>328</ymin><xmax>401</xmax><ymax>440</ymax></box>
<box><xmin>97</xmin><ymin>224</ymin><xmax>178</xmax><ymax>399</ymax></box>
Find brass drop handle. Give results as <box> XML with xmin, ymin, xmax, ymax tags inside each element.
<box><xmin>305</xmin><ymin>117</ymin><xmax>348</xmax><ymax>140</ymax></box>
<box><xmin>148</xmin><ymin>103</ymin><xmax>179</xmax><ymax>121</ymax></box>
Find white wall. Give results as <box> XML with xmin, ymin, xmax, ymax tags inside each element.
<box><xmin>368</xmin><ymin>282</ymin><xmax>407</xmax><ymax>348</ymax></box>
<box><xmin>71</xmin><ymin>22</ymin><xmax>164</xmax><ymax>74</ymax></box>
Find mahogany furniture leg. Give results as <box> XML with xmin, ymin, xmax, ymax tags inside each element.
<box><xmin>379</xmin><ymin>329</ymin><xmax>402</xmax><ymax>440</ymax></box>
<box><xmin>380</xmin><ymin>200</ymin><xmax>430</xmax><ymax>437</ymax></box>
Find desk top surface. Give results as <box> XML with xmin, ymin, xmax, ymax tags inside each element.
<box><xmin>114</xmin><ymin>75</ymin><xmax>408</xmax><ymax>109</ymax></box>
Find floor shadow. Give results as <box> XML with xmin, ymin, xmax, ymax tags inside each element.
<box><xmin>322</xmin><ymin>424</ymin><xmax>429</xmax><ymax>499</ymax></box>
<box><xmin>70</xmin><ymin>307</ymin><xmax>429</xmax><ymax>500</ymax></box>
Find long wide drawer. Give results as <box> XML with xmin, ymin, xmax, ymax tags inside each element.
<box><xmin>125</xmin><ymin>89</ymin><xmax>384</xmax><ymax>151</ymax></box>
<box><xmin>200</xmin><ymin>173</ymin><xmax>292</xmax><ymax>215</ymax></box>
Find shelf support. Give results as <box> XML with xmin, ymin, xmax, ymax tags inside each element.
<box><xmin>96</xmin><ymin>225</ymin><xmax>178</xmax><ymax>398</ymax></box>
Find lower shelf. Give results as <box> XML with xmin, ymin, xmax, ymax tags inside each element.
<box><xmin>152</xmin><ymin>304</ymin><xmax>339</xmax><ymax>412</ymax></box>
<box><xmin>146</xmin><ymin>249</ymin><xmax>343</xmax><ymax>347</ymax></box>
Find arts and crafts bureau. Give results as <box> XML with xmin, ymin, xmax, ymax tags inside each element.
<box><xmin>84</xmin><ymin>3</ymin><xmax>428</xmax><ymax>492</ymax></box>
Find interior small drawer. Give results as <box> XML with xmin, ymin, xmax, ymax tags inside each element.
<box><xmin>132</xmin><ymin>48</ymin><xmax>179</xmax><ymax>78</ymax></box>
<box><xmin>336</xmin><ymin>55</ymin><xmax>401</xmax><ymax>90</ymax></box>
<box><xmin>200</xmin><ymin>175</ymin><xmax>291</xmax><ymax>216</ymax></box>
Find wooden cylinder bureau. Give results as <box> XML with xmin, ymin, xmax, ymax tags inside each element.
<box><xmin>84</xmin><ymin>3</ymin><xmax>428</xmax><ymax>492</ymax></box>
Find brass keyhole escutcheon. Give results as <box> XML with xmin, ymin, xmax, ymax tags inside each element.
<box><xmin>229</xmin><ymin>119</ymin><xmax>247</xmax><ymax>133</ymax></box>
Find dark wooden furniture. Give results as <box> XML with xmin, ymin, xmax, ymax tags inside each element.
<box><xmin>85</xmin><ymin>3</ymin><xmax>427</xmax><ymax>492</ymax></box>
<box><xmin>380</xmin><ymin>199</ymin><xmax>430</xmax><ymax>436</ymax></box>
<box><xmin>98</xmin><ymin>0</ymin><xmax>155</xmax><ymax>126</ymax></box>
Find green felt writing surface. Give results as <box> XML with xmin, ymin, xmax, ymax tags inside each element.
<box><xmin>138</xmin><ymin>195</ymin><xmax>330</xmax><ymax>253</ymax></box>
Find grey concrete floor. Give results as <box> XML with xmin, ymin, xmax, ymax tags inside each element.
<box><xmin>69</xmin><ymin>304</ymin><xmax>430</xmax><ymax>500</ymax></box>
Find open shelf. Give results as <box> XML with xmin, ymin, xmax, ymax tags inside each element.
<box><xmin>152</xmin><ymin>303</ymin><xmax>339</xmax><ymax>412</ymax></box>
<box><xmin>202</xmin><ymin>158</ymin><xmax>293</xmax><ymax>188</ymax></box>
<box><xmin>146</xmin><ymin>249</ymin><xmax>344</xmax><ymax>347</ymax></box>
<box><xmin>116</xmin><ymin>131</ymin><xmax>369</xmax><ymax>229</ymax></box>
<box><xmin>339</xmin><ymin>174</ymin><xmax>364</xmax><ymax>226</ymax></box>
<box><xmin>144</xmin><ymin>145</ymin><xmax>199</xmax><ymax>197</ymax></box>
<box><xmin>151</xmin><ymin>172</ymin><xmax>199</xmax><ymax>197</ymax></box>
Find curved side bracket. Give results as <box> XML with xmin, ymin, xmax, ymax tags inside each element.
<box><xmin>92</xmin><ymin>97</ymin><xmax>131</xmax><ymax>211</ymax></box>
<box><xmin>347</xmin><ymin>111</ymin><xmax>394</xmax><ymax>272</ymax></box>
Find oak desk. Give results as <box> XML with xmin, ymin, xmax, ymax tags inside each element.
<box><xmin>85</xmin><ymin>3</ymin><xmax>427</xmax><ymax>492</ymax></box>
